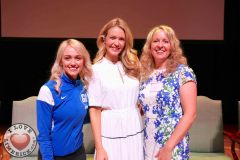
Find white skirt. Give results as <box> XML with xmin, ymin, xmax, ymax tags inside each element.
<box><xmin>95</xmin><ymin>107</ymin><xmax>144</xmax><ymax>160</ymax></box>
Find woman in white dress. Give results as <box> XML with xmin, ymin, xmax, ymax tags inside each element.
<box><xmin>88</xmin><ymin>17</ymin><xmax>144</xmax><ymax>160</ymax></box>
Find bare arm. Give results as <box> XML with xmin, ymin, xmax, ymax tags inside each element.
<box><xmin>156</xmin><ymin>81</ymin><xmax>197</xmax><ymax>160</ymax></box>
<box><xmin>138</xmin><ymin>102</ymin><xmax>144</xmax><ymax>116</ymax></box>
<box><xmin>89</xmin><ymin>107</ymin><xmax>108</xmax><ymax>160</ymax></box>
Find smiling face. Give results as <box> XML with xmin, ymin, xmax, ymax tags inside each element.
<box><xmin>61</xmin><ymin>45</ymin><xmax>84</xmax><ymax>80</ymax></box>
<box><xmin>104</xmin><ymin>26</ymin><xmax>126</xmax><ymax>63</ymax></box>
<box><xmin>150</xmin><ymin>29</ymin><xmax>171</xmax><ymax>69</ymax></box>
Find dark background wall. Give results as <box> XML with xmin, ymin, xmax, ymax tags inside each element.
<box><xmin>0</xmin><ymin>0</ymin><xmax>239</xmax><ymax>127</ymax></box>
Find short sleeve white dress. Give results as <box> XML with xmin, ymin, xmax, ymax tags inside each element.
<box><xmin>88</xmin><ymin>57</ymin><xmax>144</xmax><ymax>160</ymax></box>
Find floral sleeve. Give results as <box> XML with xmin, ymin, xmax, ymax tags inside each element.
<box><xmin>178</xmin><ymin>65</ymin><xmax>197</xmax><ymax>86</ymax></box>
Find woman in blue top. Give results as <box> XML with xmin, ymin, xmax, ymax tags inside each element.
<box><xmin>138</xmin><ymin>25</ymin><xmax>197</xmax><ymax>160</ymax></box>
<box><xmin>36</xmin><ymin>39</ymin><xmax>92</xmax><ymax>160</ymax></box>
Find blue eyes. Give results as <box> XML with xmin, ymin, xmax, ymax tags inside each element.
<box><xmin>153</xmin><ymin>40</ymin><xmax>169</xmax><ymax>44</ymax></box>
<box><xmin>109</xmin><ymin>36</ymin><xmax>125</xmax><ymax>41</ymax></box>
<box><xmin>63</xmin><ymin>57</ymin><xmax>82</xmax><ymax>61</ymax></box>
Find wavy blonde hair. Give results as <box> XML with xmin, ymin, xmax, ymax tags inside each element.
<box><xmin>140</xmin><ymin>25</ymin><xmax>187</xmax><ymax>81</ymax></box>
<box><xmin>93</xmin><ymin>17</ymin><xmax>140</xmax><ymax>78</ymax></box>
<box><xmin>50</xmin><ymin>39</ymin><xmax>92</xmax><ymax>93</ymax></box>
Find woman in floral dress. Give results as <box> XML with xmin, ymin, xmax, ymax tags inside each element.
<box><xmin>138</xmin><ymin>25</ymin><xmax>197</xmax><ymax>160</ymax></box>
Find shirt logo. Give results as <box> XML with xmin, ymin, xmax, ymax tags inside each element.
<box><xmin>61</xmin><ymin>96</ymin><xmax>66</xmax><ymax>100</ymax></box>
<box><xmin>81</xmin><ymin>94</ymin><xmax>87</xmax><ymax>103</ymax></box>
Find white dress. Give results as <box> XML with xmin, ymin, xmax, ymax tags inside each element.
<box><xmin>88</xmin><ymin>57</ymin><xmax>144</xmax><ymax>160</ymax></box>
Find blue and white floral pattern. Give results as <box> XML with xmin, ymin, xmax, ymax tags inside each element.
<box><xmin>138</xmin><ymin>64</ymin><xmax>196</xmax><ymax>160</ymax></box>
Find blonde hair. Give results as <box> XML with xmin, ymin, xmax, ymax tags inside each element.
<box><xmin>94</xmin><ymin>17</ymin><xmax>140</xmax><ymax>78</ymax></box>
<box><xmin>140</xmin><ymin>25</ymin><xmax>187</xmax><ymax>81</ymax></box>
<box><xmin>50</xmin><ymin>39</ymin><xmax>92</xmax><ymax>93</ymax></box>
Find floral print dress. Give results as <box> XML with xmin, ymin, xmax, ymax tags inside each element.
<box><xmin>138</xmin><ymin>64</ymin><xmax>196</xmax><ymax>160</ymax></box>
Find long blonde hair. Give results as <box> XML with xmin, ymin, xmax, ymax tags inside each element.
<box><xmin>140</xmin><ymin>25</ymin><xmax>187</xmax><ymax>81</ymax></box>
<box><xmin>94</xmin><ymin>17</ymin><xmax>140</xmax><ymax>78</ymax></box>
<box><xmin>50</xmin><ymin>39</ymin><xmax>92</xmax><ymax>93</ymax></box>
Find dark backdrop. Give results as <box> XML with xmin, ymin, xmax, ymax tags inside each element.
<box><xmin>0</xmin><ymin>0</ymin><xmax>239</xmax><ymax>126</ymax></box>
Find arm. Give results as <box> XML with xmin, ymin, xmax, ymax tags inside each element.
<box><xmin>156</xmin><ymin>81</ymin><xmax>197</xmax><ymax>160</ymax></box>
<box><xmin>36</xmin><ymin>86</ymin><xmax>54</xmax><ymax>160</ymax></box>
<box><xmin>89</xmin><ymin>107</ymin><xmax>108</xmax><ymax>160</ymax></box>
<box><xmin>137</xmin><ymin>102</ymin><xmax>144</xmax><ymax>116</ymax></box>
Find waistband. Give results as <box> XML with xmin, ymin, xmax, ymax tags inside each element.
<box><xmin>101</xmin><ymin>107</ymin><xmax>138</xmax><ymax>113</ymax></box>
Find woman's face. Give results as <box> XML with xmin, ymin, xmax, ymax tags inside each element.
<box><xmin>104</xmin><ymin>26</ymin><xmax>126</xmax><ymax>62</ymax></box>
<box><xmin>150</xmin><ymin>29</ymin><xmax>171</xmax><ymax>68</ymax></box>
<box><xmin>61</xmin><ymin>46</ymin><xmax>84</xmax><ymax>80</ymax></box>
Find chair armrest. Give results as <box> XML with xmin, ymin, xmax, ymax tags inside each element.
<box><xmin>224</xmin><ymin>131</ymin><xmax>240</xmax><ymax>160</ymax></box>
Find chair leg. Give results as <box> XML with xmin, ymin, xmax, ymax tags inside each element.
<box><xmin>231</xmin><ymin>141</ymin><xmax>239</xmax><ymax>160</ymax></box>
<box><xmin>0</xmin><ymin>135</ymin><xmax>3</xmax><ymax>160</ymax></box>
